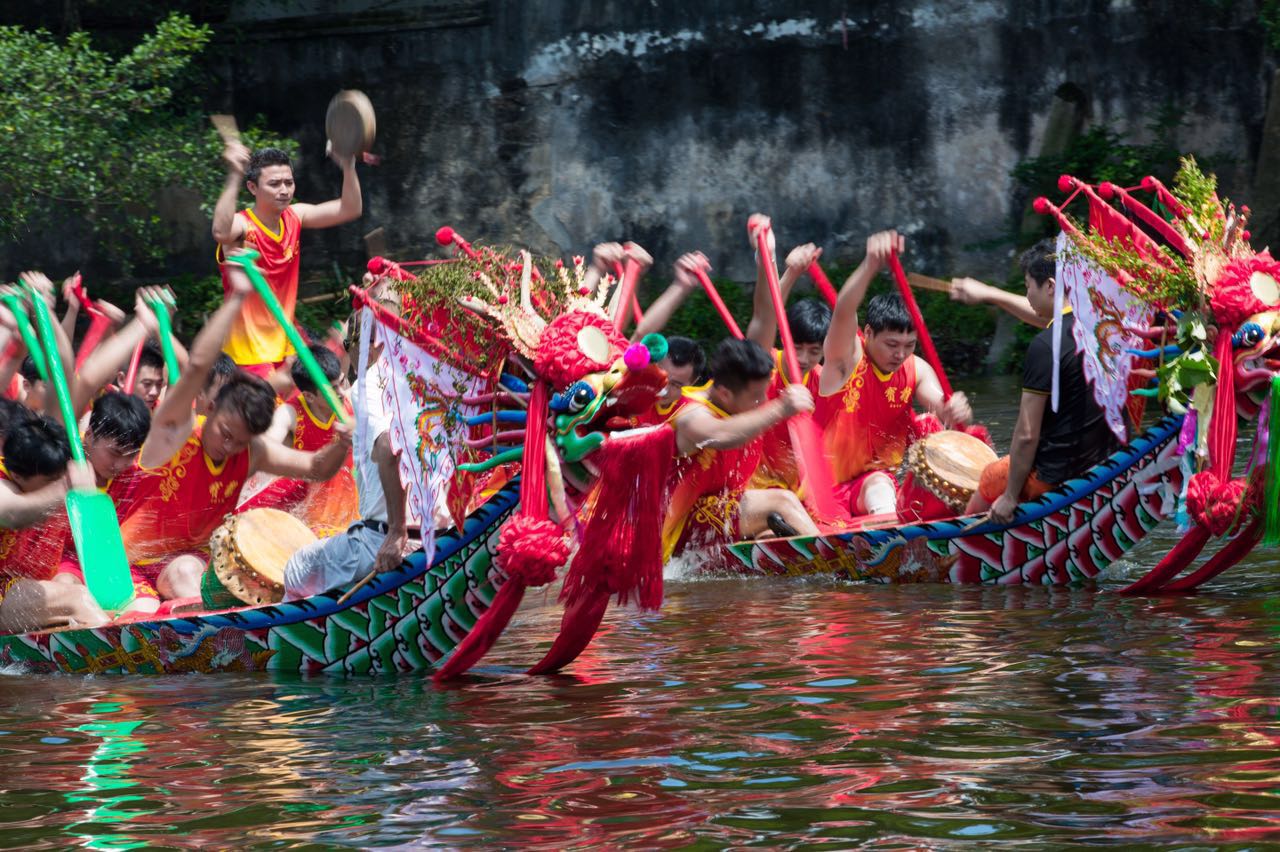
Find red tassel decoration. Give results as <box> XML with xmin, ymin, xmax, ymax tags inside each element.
<box><xmin>1118</xmin><ymin>524</ymin><xmax>1212</xmax><ymax>594</ymax></box>
<box><xmin>1162</xmin><ymin>518</ymin><xmax>1263</xmax><ymax>592</ymax></box>
<box><xmin>560</xmin><ymin>424</ymin><xmax>676</xmax><ymax>610</ymax></box>
<box><xmin>1208</xmin><ymin>329</ymin><xmax>1238</xmax><ymax>477</ymax></box>
<box><xmin>434</xmin><ymin>381</ymin><xmax>561</xmax><ymax>682</ymax></box>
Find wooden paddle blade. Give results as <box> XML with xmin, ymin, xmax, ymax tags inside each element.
<box><xmin>210</xmin><ymin>114</ymin><xmax>241</xmax><ymax>145</ymax></box>
<box><xmin>907</xmin><ymin>272</ymin><xmax>954</xmax><ymax>294</ymax></box>
<box><xmin>66</xmin><ymin>490</ymin><xmax>135</xmax><ymax>611</ymax></box>
<box><xmin>363</xmin><ymin>227</ymin><xmax>388</xmax><ymax>259</ymax></box>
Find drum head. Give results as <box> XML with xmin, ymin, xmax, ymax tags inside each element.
<box><xmin>919</xmin><ymin>431</ymin><xmax>998</xmax><ymax>492</ymax></box>
<box><xmin>325</xmin><ymin>90</ymin><xmax>376</xmax><ymax>158</ymax></box>
<box><xmin>213</xmin><ymin>508</ymin><xmax>316</xmax><ymax>606</ymax></box>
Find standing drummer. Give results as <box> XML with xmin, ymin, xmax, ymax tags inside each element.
<box><xmin>212</xmin><ymin>141</ymin><xmax>363</xmax><ymax>377</ymax></box>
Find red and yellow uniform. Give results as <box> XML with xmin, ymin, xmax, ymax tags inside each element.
<box><xmin>238</xmin><ymin>393</ymin><xmax>358</xmax><ymax>536</ymax></box>
<box><xmin>0</xmin><ymin>463</ymin><xmax>69</xmax><ymax>598</ymax></box>
<box><xmin>752</xmin><ymin>351</ymin><xmax>822</xmax><ymax>492</ymax></box>
<box><xmin>631</xmin><ymin>385</ymin><xmax>696</xmax><ymax>428</ymax></box>
<box><xmin>119</xmin><ymin>420</ymin><xmax>249</xmax><ymax>577</ymax></box>
<box><xmin>661</xmin><ymin>390</ymin><xmax>764</xmax><ymax>561</ymax></box>
<box><xmin>216</xmin><ymin>207</ymin><xmax>301</xmax><ymax>371</ymax></box>
<box><xmin>820</xmin><ymin>354</ymin><xmax>916</xmax><ymax>513</ymax></box>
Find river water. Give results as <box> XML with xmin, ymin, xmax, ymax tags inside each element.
<box><xmin>2</xmin><ymin>378</ymin><xmax>1279</xmax><ymax>849</ymax></box>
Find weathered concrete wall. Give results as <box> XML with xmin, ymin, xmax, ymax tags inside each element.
<box><xmin>173</xmin><ymin>1</ymin><xmax>1277</xmax><ymax>283</ymax></box>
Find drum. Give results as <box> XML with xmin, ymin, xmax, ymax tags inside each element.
<box><xmin>897</xmin><ymin>430</ymin><xmax>997</xmax><ymax>523</ymax></box>
<box><xmin>325</xmin><ymin>90</ymin><xmax>376</xmax><ymax>159</ymax></box>
<box><xmin>200</xmin><ymin>508</ymin><xmax>316</xmax><ymax>610</ymax></box>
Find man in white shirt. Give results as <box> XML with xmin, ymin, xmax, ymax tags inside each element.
<box><xmin>283</xmin><ymin>310</ymin><xmax>420</xmax><ymax>601</ymax></box>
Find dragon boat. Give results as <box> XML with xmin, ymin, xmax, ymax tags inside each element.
<box><xmin>4</xmin><ymin>155</ymin><xmax>1279</xmax><ymax>677</ymax></box>
<box><xmin>0</xmin><ymin>415</ymin><xmax>1179</xmax><ymax>675</ymax></box>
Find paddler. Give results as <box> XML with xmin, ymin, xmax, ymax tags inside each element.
<box><xmin>119</xmin><ymin>258</ymin><xmax>352</xmax><ymax>601</ymax></box>
<box><xmin>663</xmin><ymin>338</ymin><xmax>820</xmax><ymax>560</ymax></box>
<box><xmin>818</xmin><ymin>231</ymin><xmax>972</xmax><ymax>517</ymax></box>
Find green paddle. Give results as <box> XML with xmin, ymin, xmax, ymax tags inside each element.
<box><xmin>146</xmin><ymin>291</ymin><xmax>181</xmax><ymax>382</ymax></box>
<box><xmin>25</xmin><ymin>287</ymin><xmax>135</xmax><ymax>612</ymax></box>
<box><xmin>0</xmin><ymin>292</ymin><xmax>48</xmax><ymax>382</ymax></box>
<box><xmin>226</xmin><ymin>250</ymin><xmax>349</xmax><ymax>424</ymax></box>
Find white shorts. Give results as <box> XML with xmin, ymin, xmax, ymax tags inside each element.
<box><xmin>283</xmin><ymin>523</ymin><xmax>389</xmax><ymax>602</ymax></box>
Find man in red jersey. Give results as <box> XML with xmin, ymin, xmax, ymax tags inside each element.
<box><xmin>212</xmin><ymin>141</ymin><xmax>362</xmax><ymax>376</ymax></box>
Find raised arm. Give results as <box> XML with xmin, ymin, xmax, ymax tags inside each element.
<box><xmin>211</xmin><ymin>141</ymin><xmax>251</xmax><ymax>247</ymax></box>
<box><xmin>744</xmin><ymin>214</ymin><xmax>777</xmax><ymax>348</ymax></box>
<box><xmin>19</xmin><ymin>272</ymin><xmax>75</xmax><ymax>415</ymax></box>
<box><xmin>950</xmin><ymin>277</ymin><xmax>1048</xmax><ymax>328</ymax></box>
<box><xmin>70</xmin><ymin>288</ymin><xmax>165</xmax><ymax>417</ymax></box>
<box><xmin>249</xmin><ymin>421</ymin><xmax>351</xmax><ymax>480</ymax></box>
<box><xmin>747</xmin><ymin>241</ymin><xmax>819</xmax><ymax>351</ymax></box>
<box><xmin>820</xmin><ymin>230</ymin><xmax>902</xmax><ymax>396</ymax></box>
<box><xmin>293</xmin><ymin>154</ymin><xmax>362</xmax><ymax>230</ymax></box>
<box><xmin>630</xmin><ymin>252</ymin><xmax>705</xmax><ymax>341</ymax></box>
<box><xmin>141</xmin><ymin>262</ymin><xmax>252</xmax><ymax>467</ymax></box>
<box><xmin>674</xmin><ymin>385</ymin><xmax>811</xmax><ymax>455</ymax></box>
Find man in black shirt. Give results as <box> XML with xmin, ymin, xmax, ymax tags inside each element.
<box><xmin>967</xmin><ymin>240</ymin><xmax>1114</xmax><ymax>523</ymax></box>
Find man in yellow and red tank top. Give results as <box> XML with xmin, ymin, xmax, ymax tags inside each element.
<box><xmin>211</xmin><ymin>141</ymin><xmax>362</xmax><ymax>377</ymax></box>
<box><xmin>818</xmin><ymin>231</ymin><xmax>973</xmax><ymax>518</ymax></box>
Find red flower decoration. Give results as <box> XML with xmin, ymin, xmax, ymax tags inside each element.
<box><xmin>496</xmin><ymin>516</ymin><xmax>568</xmax><ymax>587</ymax></box>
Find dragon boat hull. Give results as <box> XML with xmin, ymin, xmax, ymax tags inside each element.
<box><xmin>0</xmin><ymin>486</ymin><xmax>520</xmax><ymax>675</ymax></box>
<box><xmin>695</xmin><ymin>415</ymin><xmax>1185</xmax><ymax>584</ymax></box>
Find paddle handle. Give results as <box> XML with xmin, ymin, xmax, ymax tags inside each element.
<box><xmin>806</xmin><ymin>262</ymin><xmax>838</xmax><ymax>308</ymax></box>
<box><xmin>887</xmin><ymin>251</ymin><xmax>953</xmax><ymax>400</ymax></box>
<box><xmin>613</xmin><ymin>258</ymin><xmax>642</xmax><ymax>332</ymax></box>
<box><xmin>148</xmin><ymin>298</ymin><xmax>182</xmax><ymax>382</ymax></box>
<box><xmin>691</xmin><ymin>268</ymin><xmax>744</xmax><ymax>340</ymax></box>
<box><xmin>755</xmin><ymin>229</ymin><xmax>803</xmax><ymax>382</ymax></box>
<box><xmin>26</xmin><ymin>287</ymin><xmax>85</xmax><ymax>462</ymax></box>
<box><xmin>2</xmin><ymin>295</ymin><xmax>48</xmax><ymax>382</ymax></box>
<box><xmin>906</xmin><ymin>272</ymin><xmax>954</xmax><ymax>294</ymax></box>
<box><xmin>123</xmin><ymin>340</ymin><xmax>144</xmax><ymax>394</ymax></box>
<box><xmin>228</xmin><ymin>251</ymin><xmax>349</xmax><ymax>423</ymax></box>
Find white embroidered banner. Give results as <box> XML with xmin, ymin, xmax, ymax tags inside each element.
<box><xmin>1057</xmin><ymin>233</ymin><xmax>1153</xmax><ymax>442</ymax></box>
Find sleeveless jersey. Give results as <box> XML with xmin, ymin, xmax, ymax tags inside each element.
<box><xmin>661</xmin><ymin>390</ymin><xmax>764</xmax><ymax>561</ymax></box>
<box><xmin>216</xmin><ymin>206</ymin><xmax>302</xmax><ymax>366</ymax></box>
<box><xmin>120</xmin><ymin>421</ymin><xmax>250</xmax><ymax>563</ymax></box>
<box><xmin>821</xmin><ymin>354</ymin><xmax>917</xmax><ymax>484</ymax></box>
<box><xmin>753</xmin><ymin>351</ymin><xmax>822</xmax><ymax>492</ymax></box>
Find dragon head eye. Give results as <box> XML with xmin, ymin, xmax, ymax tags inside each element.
<box><xmin>568</xmin><ymin>384</ymin><xmax>595</xmax><ymax>413</ymax></box>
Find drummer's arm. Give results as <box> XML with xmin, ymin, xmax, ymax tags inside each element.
<box><xmin>949</xmin><ymin>278</ymin><xmax>1048</xmax><ymax>329</ymax></box>
<box><xmin>249</xmin><ymin>422</ymin><xmax>351</xmax><ymax>481</ymax></box>
<box><xmin>212</xmin><ymin>142</ymin><xmax>250</xmax><ymax>246</ymax></box>
<box><xmin>294</xmin><ymin>155</ymin><xmax>362</xmax><ymax>230</ymax></box>
<box><xmin>994</xmin><ymin>392</ymin><xmax>1047</xmax><ymax>518</ymax></box>
<box><xmin>914</xmin><ymin>357</ymin><xmax>971</xmax><ymax>427</ymax></box>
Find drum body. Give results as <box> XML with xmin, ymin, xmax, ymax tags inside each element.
<box><xmin>897</xmin><ymin>431</ymin><xmax>997</xmax><ymax>523</ymax></box>
<box><xmin>201</xmin><ymin>508</ymin><xmax>317</xmax><ymax>610</ymax></box>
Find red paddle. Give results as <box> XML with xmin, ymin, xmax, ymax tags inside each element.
<box><xmin>122</xmin><ymin>340</ymin><xmax>144</xmax><ymax>394</ymax></box>
<box><xmin>613</xmin><ymin>257</ymin><xmax>642</xmax><ymax>333</ymax></box>
<box><xmin>806</xmin><ymin>261</ymin><xmax>838</xmax><ymax>308</ymax></box>
<box><xmin>886</xmin><ymin>250</ymin><xmax>953</xmax><ymax>399</ymax></box>
<box><xmin>691</xmin><ymin>267</ymin><xmax>744</xmax><ymax>340</ymax></box>
<box><xmin>755</xmin><ymin>227</ymin><xmax>843</xmax><ymax>522</ymax></box>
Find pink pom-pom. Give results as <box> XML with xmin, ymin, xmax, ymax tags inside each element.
<box><xmin>1057</xmin><ymin>174</ymin><xmax>1075</xmax><ymax>193</ymax></box>
<box><xmin>1242</xmin><ymin>205</ymin><xmax>1252</xmax><ymax>215</ymax></box>
<box><xmin>578</xmin><ymin>286</ymin><xmax>591</xmax><ymax>295</ymax></box>
<box><xmin>623</xmin><ymin>342</ymin><xmax>651</xmax><ymax>371</ymax></box>
<box><xmin>1141</xmin><ymin>176</ymin><xmax>1158</xmax><ymax>191</ymax></box>
<box><xmin>1243</xmin><ymin>230</ymin><xmax>1252</xmax><ymax>241</ymax></box>
<box><xmin>497</xmin><ymin>295</ymin><xmax>509</xmax><ymax>305</ymax></box>
<box><xmin>1033</xmin><ymin>197</ymin><xmax>1051</xmax><ymax>215</ymax></box>
<box><xmin>367</xmin><ymin>256</ymin><xmax>387</xmax><ymax>274</ymax></box>
<box><xmin>1097</xmin><ymin>181</ymin><xmax>1116</xmax><ymax>199</ymax></box>
<box><xmin>435</xmin><ymin>226</ymin><xmax>456</xmax><ymax>246</ymax></box>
